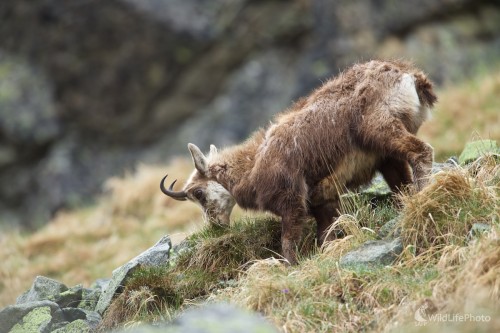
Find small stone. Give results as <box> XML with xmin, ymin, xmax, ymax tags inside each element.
<box><xmin>61</xmin><ymin>308</ymin><xmax>101</xmax><ymax>330</ymax></box>
<box><xmin>78</xmin><ymin>288</ymin><xmax>101</xmax><ymax>311</ymax></box>
<box><xmin>340</xmin><ymin>238</ymin><xmax>403</xmax><ymax>267</ymax></box>
<box><xmin>378</xmin><ymin>217</ymin><xmax>402</xmax><ymax>239</ymax></box>
<box><xmin>16</xmin><ymin>276</ymin><xmax>68</xmax><ymax>305</ymax></box>
<box><xmin>0</xmin><ymin>300</ymin><xmax>64</xmax><ymax>333</ymax></box>
<box><xmin>56</xmin><ymin>285</ymin><xmax>83</xmax><ymax>308</ymax></box>
<box><xmin>468</xmin><ymin>223</ymin><xmax>492</xmax><ymax>240</ymax></box>
<box><xmin>458</xmin><ymin>140</ymin><xmax>499</xmax><ymax>165</ymax></box>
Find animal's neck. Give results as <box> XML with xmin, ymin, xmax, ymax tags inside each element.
<box><xmin>210</xmin><ymin>130</ymin><xmax>264</xmax><ymax>208</ymax></box>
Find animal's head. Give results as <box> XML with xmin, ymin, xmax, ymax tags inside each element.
<box><xmin>160</xmin><ymin>143</ymin><xmax>236</xmax><ymax>226</ymax></box>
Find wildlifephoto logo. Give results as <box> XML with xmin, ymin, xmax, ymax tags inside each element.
<box><xmin>414</xmin><ymin>302</ymin><xmax>491</xmax><ymax>326</ymax></box>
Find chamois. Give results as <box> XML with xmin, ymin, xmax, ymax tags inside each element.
<box><xmin>161</xmin><ymin>60</ymin><xmax>437</xmax><ymax>264</ymax></box>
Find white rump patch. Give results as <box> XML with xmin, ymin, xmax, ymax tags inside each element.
<box><xmin>397</xmin><ymin>74</ymin><xmax>420</xmax><ymax>110</ymax></box>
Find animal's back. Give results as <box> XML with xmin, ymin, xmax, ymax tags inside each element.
<box><xmin>250</xmin><ymin>60</ymin><xmax>435</xmax><ymax>209</ymax></box>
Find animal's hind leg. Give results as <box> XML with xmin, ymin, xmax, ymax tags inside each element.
<box><xmin>378</xmin><ymin>158</ymin><xmax>413</xmax><ymax>194</ymax></box>
<box><xmin>359</xmin><ymin>120</ymin><xmax>433</xmax><ymax>191</ymax></box>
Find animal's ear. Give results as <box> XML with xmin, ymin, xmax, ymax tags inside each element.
<box><xmin>209</xmin><ymin>144</ymin><xmax>218</xmax><ymax>157</ymax></box>
<box><xmin>188</xmin><ymin>143</ymin><xmax>208</xmax><ymax>175</ymax></box>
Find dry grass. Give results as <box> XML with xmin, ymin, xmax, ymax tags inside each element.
<box><xmin>400</xmin><ymin>156</ymin><xmax>499</xmax><ymax>254</ymax></box>
<box><xmin>0</xmin><ymin>159</ymin><xmax>204</xmax><ymax>307</ymax></box>
<box><xmin>99</xmin><ymin>217</ymin><xmax>317</xmax><ymax>330</ymax></box>
<box><xmin>206</xmin><ymin>158</ymin><xmax>500</xmax><ymax>333</ymax></box>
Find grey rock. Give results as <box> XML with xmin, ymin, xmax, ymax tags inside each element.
<box><xmin>95</xmin><ymin>235</ymin><xmax>172</xmax><ymax>315</ymax></box>
<box><xmin>50</xmin><ymin>319</ymin><xmax>92</xmax><ymax>333</ymax></box>
<box><xmin>378</xmin><ymin>217</ymin><xmax>402</xmax><ymax>239</ymax></box>
<box><xmin>359</xmin><ymin>173</ymin><xmax>392</xmax><ymax>198</ymax></box>
<box><xmin>61</xmin><ymin>308</ymin><xmax>101</xmax><ymax>330</ymax></box>
<box><xmin>169</xmin><ymin>303</ymin><xmax>279</xmax><ymax>333</ymax></box>
<box><xmin>458</xmin><ymin>140</ymin><xmax>499</xmax><ymax>165</ymax></box>
<box><xmin>147</xmin><ymin>49</ymin><xmax>299</xmax><ymax>159</ymax></box>
<box><xmin>61</xmin><ymin>308</ymin><xmax>87</xmax><ymax>322</ymax></box>
<box><xmin>340</xmin><ymin>238</ymin><xmax>403</xmax><ymax>267</ymax></box>
<box><xmin>56</xmin><ymin>285</ymin><xmax>83</xmax><ymax>309</ymax></box>
<box><xmin>0</xmin><ymin>300</ymin><xmax>64</xmax><ymax>333</ymax></box>
<box><xmin>90</xmin><ymin>278</ymin><xmax>111</xmax><ymax>292</ymax></box>
<box><xmin>0</xmin><ymin>52</ymin><xmax>60</xmax><ymax>145</ymax></box>
<box><xmin>122</xmin><ymin>0</ymin><xmax>245</xmax><ymax>40</ymax></box>
<box><xmin>432</xmin><ymin>159</ymin><xmax>459</xmax><ymax>174</ymax></box>
<box><xmin>468</xmin><ymin>223</ymin><xmax>492</xmax><ymax>240</ymax></box>
<box><xmin>78</xmin><ymin>288</ymin><xmax>101</xmax><ymax>311</ymax></box>
<box><xmin>16</xmin><ymin>276</ymin><xmax>68</xmax><ymax>305</ymax></box>
<box><xmin>113</xmin><ymin>303</ymin><xmax>278</xmax><ymax>333</ymax></box>
<box><xmin>169</xmin><ymin>239</ymin><xmax>193</xmax><ymax>266</ymax></box>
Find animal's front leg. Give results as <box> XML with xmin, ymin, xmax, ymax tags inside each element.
<box><xmin>281</xmin><ymin>214</ymin><xmax>305</xmax><ymax>265</ymax></box>
<box><xmin>310</xmin><ymin>200</ymin><xmax>341</xmax><ymax>244</ymax></box>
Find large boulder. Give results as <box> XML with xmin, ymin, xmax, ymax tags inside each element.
<box><xmin>112</xmin><ymin>303</ymin><xmax>279</xmax><ymax>333</ymax></box>
<box><xmin>96</xmin><ymin>235</ymin><xmax>172</xmax><ymax>315</ymax></box>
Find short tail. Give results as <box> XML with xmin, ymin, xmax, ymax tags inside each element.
<box><xmin>414</xmin><ymin>72</ymin><xmax>437</xmax><ymax>108</ymax></box>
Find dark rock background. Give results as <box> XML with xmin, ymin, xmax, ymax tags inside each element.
<box><xmin>0</xmin><ymin>0</ymin><xmax>499</xmax><ymax>228</ymax></box>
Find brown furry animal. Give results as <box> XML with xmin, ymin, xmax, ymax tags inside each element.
<box><xmin>161</xmin><ymin>60</ymin><xmax>437</xmax><ymax>264</ymax></box>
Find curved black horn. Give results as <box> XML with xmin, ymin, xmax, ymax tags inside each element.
<box><xmin>160</xmin><ymin>175</ymin><xmax>187</xmax><ymax>201</ymax></box>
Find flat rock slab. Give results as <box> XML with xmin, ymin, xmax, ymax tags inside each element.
<box><xmin>340</xmin><ymin>238</ymin><xmax>403</xmax><ymax>268</ymax></box>
<box><xmin>95</xmin><ymin>235</ymin><xmax>171</xmax><ymax>315</ymax></box>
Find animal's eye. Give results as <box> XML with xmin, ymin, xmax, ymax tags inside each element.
<box><xmin>193</xmin><ymin>189</ymin><xmax>204</xmax><ymax>200</ymax></box>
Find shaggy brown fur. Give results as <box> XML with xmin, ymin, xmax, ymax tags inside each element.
<box><xmin>164</xmin><ymin>60</ymin><xmax>437</xmax><ymax>264</ymax></box>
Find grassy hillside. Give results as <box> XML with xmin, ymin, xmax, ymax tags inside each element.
<box><xmin>0</xmin><ymin>159</ymin><xmax>256</xmax><ymax>307</ymax></box>
<box><xmin>420</xmin><ymin>67</ymin><xmax>500</xmax><ymax>161</ymax></box>
<box><xmin>0</xmin><ymin>67</ymin><xmax>499</xmax><ymax>331</ymax></box>
<box><xmin>99</xmin><ymin>155</ymin><xmax>500</xmax><ymax>332</ymax></box>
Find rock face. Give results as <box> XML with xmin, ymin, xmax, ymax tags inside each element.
<box><xmin>1</xmin><ymin>0</ymin><xmax>499</xmax><ymax>228</ymax></box>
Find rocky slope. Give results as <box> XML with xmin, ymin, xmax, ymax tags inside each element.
<box><xmin>1</xmin><ymin>141</ymin><xmax>498</xmax><ymax>332</ymax></box>
<box><xmin>1</xmin><ymin>0</ymin><xmax>499</xmax><ymax>227</ymax></box>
